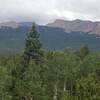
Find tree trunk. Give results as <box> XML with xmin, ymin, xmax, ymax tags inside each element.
<box><xmin>53</xmin><ymin>82</ymin><xmax>58</xmax><ymax>100</ymax></box>
<box><xmin>63</xmin><ymin>81</ymin><xmax>66</xmax><ymax>92</ymax></box>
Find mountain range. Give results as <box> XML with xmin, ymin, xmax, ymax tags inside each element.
<box><xmin>0</xmin><ymin>21</ymin><xmax>32</xmax><ymax>28</ymax></box>
<box><xmin>1</xmin><ymin>19</ymin><xmax>100</xmax><ymax>35</ymax></box>
<box><xmin>0</xmin><ymin>19</ymin><xmax>100</xmax><ymax>52</ymax></box>
<box><xmin>47</xmin><ymin>19</ymin><xmax>100</xmax><ymax>35</ymax></box>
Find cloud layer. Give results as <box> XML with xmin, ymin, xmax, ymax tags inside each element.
<box><xmin>0</xmin><ymin>0</ymin><xmax>100</xmax><ymax>24</ymax></box>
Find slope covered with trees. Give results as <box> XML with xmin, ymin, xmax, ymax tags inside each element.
<box><xmin>0</xmin><ymin>26</ymin><xmax>100</xmax><ymax>52</ymax></box>
<box><xmin>0</xmin><ymin>23</ymin><xmax>99</xmax><ymax>100</ymax></box>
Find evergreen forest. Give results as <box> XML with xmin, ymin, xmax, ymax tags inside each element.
<box><xmin>0</xmin><ymin>23</ymin><xmax>100</xmax><ymax>100</ymax></box>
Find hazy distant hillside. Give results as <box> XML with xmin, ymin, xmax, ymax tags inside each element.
<box><xmin>0</xmin><ymin>25</ymin><xmax>100</xmax><ymax>52</ymax></box>
<box><xmin>0</xmin><ymin>21</ymin><xmax>33</xmax><ymax>28</ymax></box>
<box><xmin>47</xmin><ymin>19</ymin><xmax>100</xmax><ymax>35</ymax></box>
<box><xmin>0</xmin><ymin>21</ymin><xmax>19</xmax><ymax>28</ymax></box>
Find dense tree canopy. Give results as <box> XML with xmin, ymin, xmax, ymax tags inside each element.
<box><xmin>0</xmin><ymin>23</ymin><xmax>99</xmax><ymax>100</ymax></box>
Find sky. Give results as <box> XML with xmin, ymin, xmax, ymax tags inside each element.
<box><xmin>0</xmin><ymin>0</ymin><xmax>100</xmax><ymax>25</ymax></box>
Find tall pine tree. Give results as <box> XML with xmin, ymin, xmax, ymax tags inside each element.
<box><xmin>11</xmin><ymin>23</ymin><xmax>43</xmax><ymax>100</ymax></box>
<box><xmin>21</xmin><ymin>23</ymin><xmax>43</xmax><ymax>74</ymax></box>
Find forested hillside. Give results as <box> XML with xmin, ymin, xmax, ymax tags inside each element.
<box><xmin>0</xmin><ymin>26</ymin><xmax>100</xmax><ymax>52</ymax></box>
<box><xmin>0</xmin><ymin>23</ymin><xmax>100</xmax><ymax>100</ymax></box>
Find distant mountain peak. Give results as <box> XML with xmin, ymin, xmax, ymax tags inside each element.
<box><xmin>0</xmin><ymin>21</ymin><xmax>33</xmax><ymax>28</ymax></box>
<box><xmin>47</xmin><ymin>19</ymin><xmax>100</xmax><ymax>35</ymax></box>
<box><xmin>0</xmin><ymin>21</ymin><xmax>19</xmax><ymax>28</ymax></box>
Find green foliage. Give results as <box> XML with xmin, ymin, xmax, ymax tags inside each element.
<box><xmin>76</xmin><ymin>74</ymin><xmax>100</xmax><ymax>100</ymax></box>
<box><xmin>0</xmin><ymin>24</ymin><xmax>100</xmax><ymax>100</ymax></box>
<box><xmin>23</xmin><ymin>23</ymin><xmax>43</xmax><ymax>63</ymax></box>
<box><xmin>0</xmin><ymin>47</ymin><xmax>100</xmax><ymax>100</ymax></box>
<box><xmin>10</xmin><ymin>23</ymin><xmax>44</xmax><ymax>100</ymax></box>
<box><xmin>76</xmin><ymin>45</ymin><xmax>90</xmax><ymax>61</ymax></box>
<box><xmin>0</xmin><ymin>66</ymin><xmax>11</xmax><ymax>100</ymax></box>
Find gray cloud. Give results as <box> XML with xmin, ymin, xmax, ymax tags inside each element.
<box><xmin>0</xmin><ymin>0</ymin><xmax>100</xmax><ymax>24</ymax></box>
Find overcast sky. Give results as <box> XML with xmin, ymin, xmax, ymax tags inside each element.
<box><xmin>0</xmin><ymin>0</ymin><xmax>100</xmax><ymax>24</ymax></box>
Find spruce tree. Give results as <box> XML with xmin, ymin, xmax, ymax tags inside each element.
<box><xmin>11</xmin><ymin>23</ymin><xmax>43</xmax><ymax>100</ymax></box>
<box><xmin>76</xmin><ymin>45</ymin><xmax>90</xmax><ymax>61</ymax></box>
<box><xmin>79</xmin><ymin>45</ymin><xmax>90</xmax><ymax>60</ymax></box>
<box><xmin>21</xmin><ymin>23</ymin><xmax>43</xmax><ymax>74</ymax></box>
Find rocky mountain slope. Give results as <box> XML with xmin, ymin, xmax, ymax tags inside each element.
<box><xmin>0</xmin><ymin>21</ymin><xmax>33</xmax><ymax>28</ymax></box>
<box><xmin>47</xmin><ymin>19</ymin><xmax>100</xmax><ymax>35</ymax></box>
<box><xmin>0</xmin><ymin>21</ymin><xmax>19</xmax><ymax>28</ymax></box>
